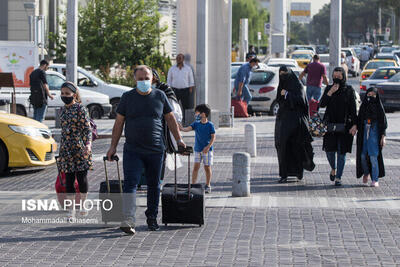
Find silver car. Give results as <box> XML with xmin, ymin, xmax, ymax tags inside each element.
<box><xmin>361</xmin><ymin>67</ymin><xmax>400</xmax><ymax>92</ymax></box>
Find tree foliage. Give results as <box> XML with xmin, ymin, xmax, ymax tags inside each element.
<box><xmin>310</xmin><ymin>0</ymin><xmax>400</xmax><ymax>45</ymax></box>
<box><xmin>50</xmin><ymin>0</ymin><xmax>171</xmax><ymax>84</ymax></box>
<box><xmin>232</xmin><ymin>0</ymin><xmax>269</xmax><ymax>48</ymax></box>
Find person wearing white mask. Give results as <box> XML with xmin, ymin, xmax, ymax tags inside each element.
<box><xmin>107</xmin><ymin>65</ymin><xmax>186</xmax><ymax>235</ymax></box>
<box><xmin>233</xmin><ymin>57</ymin><xmax>260</xmax><ymax>104</ymax></box>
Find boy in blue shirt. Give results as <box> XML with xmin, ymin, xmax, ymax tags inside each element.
<box><xmin>180</xmin><ymin>104</ymin><xmax>216</xmax><ymax>193</ymax></box>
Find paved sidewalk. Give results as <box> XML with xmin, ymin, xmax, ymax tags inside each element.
<box><xmin>0</xmin><ymin>114</ymin><xmax>399</xmax><ymax>266</ymax></box>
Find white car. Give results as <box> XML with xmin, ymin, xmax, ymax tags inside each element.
<box><xmin>49</xmin><ymin>64</ymin><xmax>131</xmax><ymax>118</ymax></box>
<box><xmin>0</xmin><ymin>71</ymin><xmax>112</xmax><ymax>119</ymax></box>
<box><xmin>266</xmin><ymin>58</ymin><xmax>300</xmax><ymax>69</ymax></box>
<box><xmin>342</xmin><ymin>48</ymin><xmax>360</xmax><ymax>77</ymax></box>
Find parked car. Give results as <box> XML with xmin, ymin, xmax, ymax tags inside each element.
<box><xmin>230</xmin><ymin>62</ymin><xmax>268</xmax><ymax>85</ymax></box>
<box><xmin>290</xmin><ymin>50</ymin><xmax>314</xmax><ymax>69</ymax></box>
<box><xmin>316</xmin><ymin>45</ymin><xmax>328</xmax><ymax>54</ymax></box>
<box><xmin>360</xmin><ymin>67</ymin><xmax>400</xmax><ymax>91</ymax></box>
<box><xmin>293</xmin><ymin>45</ymin><xmax>316</xmax><ymax>54</ymax></box>
<box><xmin>0</xmin><ymin>112</ymin><xmax>57</xmax><ymax>174</ymax></box>
<box><xmin>49</xmin><ymin>64</ymin><xmax>131</xmax><ymax>118</ymax></box>
<box><xmin>360</xmin><ymin>59</ymin><xmax>398</xmax><ymax>82</ymax></box>
<box><xmin>374</xmin><ymin>72</ymin><xmax>400</xmax><ymax>111</ymax></box>
<box><xmin>342</xmin><ymin>48</ymin><xmax>360</xmax><ymax>77</ymax></box>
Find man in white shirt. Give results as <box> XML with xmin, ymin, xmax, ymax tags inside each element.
<box><xmin>360</xmin><ymin>47</ymin><xmax>371</xmax><ymax>69</ymax></box>
<box><xmin>167</xmin><ymin>54</ymin><xmax>195</xmax><ymax>122</ymax></box>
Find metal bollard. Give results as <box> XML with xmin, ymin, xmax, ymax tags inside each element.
<box><xmin>55</xmin><ymin>108</ymin><xmax>61</xmax><ymax>128</ymax></box>
<box><xmin>232</xmin><ymin>152</ymin><xmax>251</xmax><ymax>197</ymax></box>
<box><xmin>245</xmin><ymin>123</ymin><xmax>257</xmax><ymax>157</ymax></box>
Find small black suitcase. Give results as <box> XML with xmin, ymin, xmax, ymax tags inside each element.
<box><xmin>99</xmin><ymin>155</ymin><xmax>124</xmax><ymax>224</ymax></box>
<box><xmin>162</xmin><ymin>148</ymin><xmax>205</xmax><ymax>226</ymax></box>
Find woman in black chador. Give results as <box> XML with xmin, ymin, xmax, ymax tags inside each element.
<box><xmin>274</xmin><ymin>66</ymin><xmax>315</xmax><ymax>183</ymax></box>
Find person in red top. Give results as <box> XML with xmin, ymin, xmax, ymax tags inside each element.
<box><xmin>299</xmin><ymin>54</ymin><xmax>329</xmax><ymax>101</ymax></box>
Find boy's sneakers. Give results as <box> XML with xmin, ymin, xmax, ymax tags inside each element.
<box><xmin>205</xmin><ymin>185</ymin><xmax>211</xmax><ymax>194</ymax></box>
<box><xmin>120</xmin><ymin>220</ymin><xmax>136</xmax><ymax>235</ymax></box>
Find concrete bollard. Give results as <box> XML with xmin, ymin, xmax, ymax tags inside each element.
<box><xmin>55</xmin><ymin>108</ymin><xmax>61</xmax><ymax>128</ymax></box>
<box><xmin>245</xmin><ymin>123</ymin><xmax>257</xmax><ymax>157</ymax></box>
<box><xmin>232</xmin><ymin>152</ymin><xmax>251</xmax><ymax>197</ymax></box>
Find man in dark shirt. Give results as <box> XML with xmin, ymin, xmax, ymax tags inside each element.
<box><xmin>299</xmin><ymin>54</ymin><xmax>329</xmax><ymax>101</ymax></box>
<box><xmin>29</xmin><ymin>60</ymin><xmax>53</xmax><ymax>122</ymax></box>
<box><xmin>106</xmin><ymin>65</ymin><xmax>186</xmax><ymax>235</ymax></box>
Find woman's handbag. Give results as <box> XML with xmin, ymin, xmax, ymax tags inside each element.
<box><xmin>308</xmin><ymin>113</ymin><xmax>327</xmax><ymax>137</ymax></box>
<box><xmin>327</xmin><ymin>123</ymin><xmax>346</xmax><ymax>133</ymax></box>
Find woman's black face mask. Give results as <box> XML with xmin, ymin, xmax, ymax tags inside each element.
<box><xmin>333</xmin><ymin>78</ymin><xmax>342</xmax><ymax>84</ymax></box>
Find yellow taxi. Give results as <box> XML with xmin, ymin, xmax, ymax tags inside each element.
<box><xmin>0</xmin><ymin>111</ymin><xmax>56</xmax><ymax>173</ymax></box>
<box><xmin>290</xmin><ymin>50</ymin><xmax>315</xmax><ymax>69</ymax></box>
<box><xmin>360</xmin><ymin>59</ymin><xmax>398</xmax><ymax>81</ymax></box>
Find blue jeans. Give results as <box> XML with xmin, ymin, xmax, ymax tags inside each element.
<box><xmin>326</xmin><ymin>141</ymin><xmax>346</xmax><ymax>179</ymax></box>
<box><xmin>241</xmin><ymin>86</ymin><xmax>252</xmax><ymax>104</ymax></box>
<box><xmin>361</xmin><ymin>153</ymin><xmax>379</xmax><ymax>182</ymax></box>
<box><xmin>306</xmin><ymin>85</ymin><xmax>322</xmax><ymax>101</ymax></box>
<box><xmin>122</xmin><ymin>145</ymin><xmax>164</xmax><ymax>222</ymax></box>
<box><xmin>33</xmin><ymin>105</ymin><xmax>47</xmax><ymax>122</ymax></box>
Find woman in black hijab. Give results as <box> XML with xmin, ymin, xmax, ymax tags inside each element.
<box><xmin>356</xmin><ymin>87</ymin><xmax>387</xmax><ymax>187</ymax></box>
<box><xmin>274</xmin><ymin>66</ymin><xmax>315</xmax><ymax>183</ymax></box>
<box><xmin>320</xmin><ymin>67</ymin><xmax>357</xmax><ymax>186</ymax></box>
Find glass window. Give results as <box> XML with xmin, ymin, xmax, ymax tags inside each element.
<box><xmin>231</xmin><ymin>65</ymin><xmax>241</xmax><ymax>79</ymax></box>
<box><xmin>365</xmin><ymin>61</ymin><xmax>396</xmax><ymax>69</ymax></box>
<box><xmin>342</xmin><ymin>50</ymin><xmax>352</xmax><ymax>57</ymax></box>
<box><xmin>46</xmin><ymin>74</ymin><xmax>65</xmax><ymax>90</ymax></box>
<box><xmin>291</xmin><ymin>54</ymin><xmax>312</xmax><ymax>60</ymax></box>
<box><xmin>370</xmin><ymin>69</ymin><xmax>399</xmax><ymax>79</ymax></box>
<box><xmin>389</xmin><ymin>72</ymin><xmax>400</xmax><ymax>82</ymax></box>
<box><xmin>77</xmin><ymin>71</ymin><xmax>95</xmax><ymax>87</ymax></box>
<box><xmin>249</xmin><ymin>71</ymin><xmax>274</xmax><ymax>85</ymax></box>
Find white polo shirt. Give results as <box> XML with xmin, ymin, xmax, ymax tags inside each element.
<box><xmin>167</xmin><ymin>64</ymin><xmax>195</xmax><ymax>89</ymax></box>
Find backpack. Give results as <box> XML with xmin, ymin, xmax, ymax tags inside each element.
<box><xmin>29</xmin><ymin>86</ymin><xmax>46</xmax><ymax>108</ymax></box>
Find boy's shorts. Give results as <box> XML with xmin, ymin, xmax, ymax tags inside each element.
<box><xmin>194</xmin><ymin>151</ymin><xmax>213</xmax><ymax>166</ymax></box>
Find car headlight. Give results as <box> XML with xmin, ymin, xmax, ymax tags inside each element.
<box><xmin>9</xmin><ymin>125</ymin><xmax>43</xmax><ymax>137</ymax></box>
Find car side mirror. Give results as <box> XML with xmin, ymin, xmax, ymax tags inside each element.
<box><xmin>92</xmin><ymin>80</ymin><xmax>98</xmax><ymax>87</ymax></box>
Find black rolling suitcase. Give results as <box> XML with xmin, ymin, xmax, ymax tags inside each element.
<box><xmin>99</xmin><ymin>155</ymin><xmax>124</xmax><ymax>224</ymax></box>
<box><xmin>162</xmin><ymin>148</ymin><xmax>205</xmax><ymax>226</ymax></box>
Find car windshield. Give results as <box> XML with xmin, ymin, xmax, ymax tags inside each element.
<box><xmin>268</xmin><ymin>63</ymin><xmax>296</xmax><ymax>68</ymax></box>
<box><xmin>370</xmin><ymin>69</ymin><xmax>400</xmax><ymax>79</ymax></box>
<box><xmin>388</xmin><ymin>72</ymin><xmax>400</xmax><ymax>82</ymax></box>
<box><xmin>342</xmin><ymin>50</ymin><xmax>352</xmax><ymax>57</ymax></box>
<box><xmin>319</xmin><ymin>56</ymin><xmax>329</xmax><ymax>62</ymax></box>
<box><xmin>249</xmin><ymin>71</ymin><xmax>274</xmax><ymax>85</ymax></box>
<box><xmin>375</xmin><ymin>55</ymin><xmax>394</xmax><ymax>60</ymax></box>
<box><xmin>365</xmin><ymin>61</ymin><xmax>396</xmax><ymax>69</ymax></box>
<box><xmin>46</xmin><ymin>74</ymin><xmax>65</xmax><ymax>90</ymax></box>
<box><xmin>292</xmin><ymin>54</ymin><xmax>312</xmax><ymax>59</ymax></box>
<box><xmin>354</xmin><ymin>48</ymin><xmax>361</xmax><ymax>53</ymax></box>
<box><xmin>231</xmin><ymin>65</ymin><xmax>241</xmax><ymax>79</ymax></box>
<box><xmin>381</xmin><ymin>47</ymin><xmax>396</xmax><ymax>53</ymax></box>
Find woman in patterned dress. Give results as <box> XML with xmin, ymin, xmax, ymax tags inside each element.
<box><xmin>57</xmin><ymin>81</ymin><xmax>92</xmax><ymax>218</ymax></box>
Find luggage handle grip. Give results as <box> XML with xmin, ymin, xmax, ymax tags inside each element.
<box><xmin>103</xmin><ymin>154</ymin><xmax>123</xmax><ymax>194</ymax></box>
<box><xmin>103</xmin><ymin>155</ymin><xmax>119</xmax><ymax>161</ymax></box>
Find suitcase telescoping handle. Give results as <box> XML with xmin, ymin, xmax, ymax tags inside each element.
<box><xmin>103</xmin><ymin>155</ymin><xmax>123</xmax><ymax>194</ymax></box>
<box><xmin>174</xmin><ymin>146</ymin><xmax>193</xmax><ymax>200</ymax></box>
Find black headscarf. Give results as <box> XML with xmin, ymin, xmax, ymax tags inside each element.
<box><xmin>332</xmin><ymin>66</ymin><xmax>347</xmax><ymax>88</ymax></box>
<box><xmin>152</xmin><ymin>68</ymin><xmax>178</xmax><ymax>102</ymax></box>
<box><xmin>278</xmin><ymin>66</ymin><xmax>302</xmax><ymax>92</ymax></box>
<box><xmin>362</xmin><ymin>87</ymin><xmax>382</xmax><ymax>121</ymax></box>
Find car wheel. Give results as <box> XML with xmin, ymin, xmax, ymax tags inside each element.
<box><xmin>88</xmin><ymin>105</ymin><xmax>103</xmax><ymax>119</ymax></box>
<box><xmin>109</xmin><ymin>99</ymin><xmax>120</xmax><ymax>119</ymax></box>
<box><xmin>0</xmin><ymin>142</ymin><xmax>8</xmax><ymax>175</ymax></box>
<box><xmin>16</xmin><ymin>105</ymin><xmax>26</xmax><ymax>117</ymax></box>
<box><xmin>247</xmin><ymin>105</ymin><xmax>254</xmax><ymax>116</ymax></box>
<box><xmin>269</xmin><ymin>101</ymin><xmax>279</xmax><ymax>116</ymax></box>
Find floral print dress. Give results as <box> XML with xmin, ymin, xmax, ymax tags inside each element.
<box><xmin>57</xmin><ymin>103</ymin><xmax>93</xmax><ymax>173</ymax></box>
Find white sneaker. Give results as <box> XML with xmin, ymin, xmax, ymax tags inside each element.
<box><xmin>67</xmin><ymin>209</ymin><xmax>76</xmax><ymax>219</ymax></box>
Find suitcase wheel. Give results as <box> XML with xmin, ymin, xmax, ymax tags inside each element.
<box><xmin>199</xmin><ymin>224</ymin><xmax>202</xmax><ymax>227</ymax></box>
<box><xmin>164</xmin><ymin>224</ymin><xmax>167</xmax><ymax>226</ymax></box>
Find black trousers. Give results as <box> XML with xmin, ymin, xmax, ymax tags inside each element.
<box><xmin>173</xmin><ymin>87</ymin><xmax>191</xmax><ymax>110</ymax></box>
<box><xmin>65</xmin><ymin>170</ymin><xmax>88</xmax><ymax>193</ymax></box>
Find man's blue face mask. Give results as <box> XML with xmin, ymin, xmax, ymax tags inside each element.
<box><xmin>137</xmin><ymin>80</ymin><xmax>151</xmax><ymax>93</ymax></box>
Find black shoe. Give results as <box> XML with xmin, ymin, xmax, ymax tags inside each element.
<box><xmin>297</xmin><ymin>175</ymin><xmax>303</xmax><ymax>180</ymax></box>
<box><xmin>120</xmin><ymin>226</ymin><xmax>135</xmax><ymax>235</ymax></box>
<box><xmin>330</xmin><ymin>173</ymin><xmax>335</xmax><ymax>182</ymax></box>
<box><xmin>334</xmin><ymin>178</ymin><xmax>342</xmax><ymax>186</ymax></box>
<box><xmin>147</xmin><ymin>218</ymin><xmax>160</xmax><ymax>231</ymax></box>
<box><xmin>278</xmin><ymin>177</ymin><xmax>288</xmax><ymax>183</ymax></box>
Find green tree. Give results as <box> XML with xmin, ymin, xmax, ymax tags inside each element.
<box><xmin>288</xmin><ymin>22</ymin><xmax>309</xmax><ymax>45</ymax></box>
<box><xmin>50</xmin><ymin>0</ymin><xmax>171</xmax><ymax>83</ymax></box>
<box><xmin>232</xmin><ymin>0</ymin><xmax>269</xmax><ymax>50</ymax></box>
